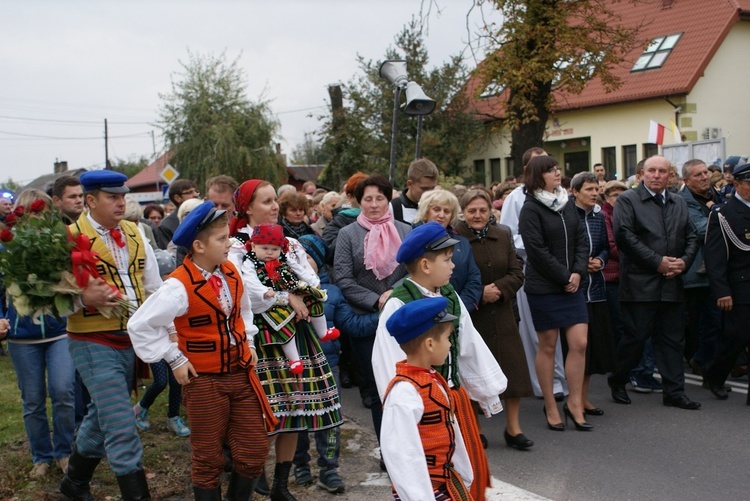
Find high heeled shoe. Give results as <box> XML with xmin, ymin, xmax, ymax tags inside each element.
<box><xmin>584</xmin><ymin>406</ymin><xmax>604</xmax><ymax>416</ymax></box>
<box><xmin>543</xmin><ymin>406</ymin><xmax>564</xmax><ymax>431</ymax></box>
<box><xmin>563</xmin><ymin>404</ymin><xmax>593</xmax><ymax>431</ymax></box>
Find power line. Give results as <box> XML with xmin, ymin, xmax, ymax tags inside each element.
<box><xmin>0</xmin><ymin>114</ymin><xmax>153</xmax><ymax>125</ymax></box>
<box><xmin>0</xmin><ymin>129</ymin><xmax>152</xmax><ymax>140</ymax></box>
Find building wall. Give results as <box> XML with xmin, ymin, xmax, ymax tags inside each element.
<box><xmin>465</xmin><ymin>20</ymin><xmax>750</xmax><ymax>184</ymax></box>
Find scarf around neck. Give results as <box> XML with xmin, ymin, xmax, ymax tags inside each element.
<box><xmin>467</xmin><ymin>214</ymin><xmax>496</xmax><ymax>240</ymax></box>
<box><xmin>533</xmin><ymin>187</ymin><xmax>569</xmax><ymax>212</ymax></box>
<box><xmin>357</xmin><ymin>211</ymin><xmax>401</xmax><ymax>280</ymax></box>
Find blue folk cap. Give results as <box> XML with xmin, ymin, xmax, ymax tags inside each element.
<box><xmin>733</xmin><ymin>163</ymin><xmax>750</xmax><ymax>181</ymax></box>
<box><xmin>79</xmin><ymin>170</ymin><xmax>130</xmax><ymax>194</ymax></box>
<box><xmin>396</xmin><ymin>221</ymin><xmax>459</xmax><ymax>265</ymax></box>
<box><xmin>298</xmin><ymin>234</ymin><xmax>327</xmax><ymax>270</ymax></box>
<box><xmin>386</xmin><ymin>296</ymin><xmax>457</xmax><ymax>345</ymax></box>
<box><xmin>172</xmin><ymin>201</ymin><xmax>227</xmax><ymax>248</ymax></box>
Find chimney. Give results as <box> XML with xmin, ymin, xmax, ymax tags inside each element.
<box><xmin>54</xmin><ymin>160</ymin><xmax>68</xmax><ymax>173</ymax></box>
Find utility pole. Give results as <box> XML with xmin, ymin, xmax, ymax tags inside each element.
<box><xmin>150</xmin><ymin>130</ymin><xmax>156</xmax><ymax>158</ymax></box>
<box><xmin>104</xmin><ymin>118</ymin><xmax>111</xmax><ymax>169</ymax></box>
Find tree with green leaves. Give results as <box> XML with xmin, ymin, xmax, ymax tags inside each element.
<box><xmin>474</xmin><ymin>0</ymin><xmax>641</xmax><ymax>176</ymax></box>
<box><xmin>111</xmin><ymin>155</ymin><xmax>150</xmax><ymax>179</ymax></box>
<box><xmin>290</xmin><ymin>132</ymin><xmax>329</xmax><ymax>166</ymax></box>
<box><xmin>318</xmin><ymin>20</ymin><xmax>484</xmax><ymax>189</ymax></box>
<box><xmin>158</xmin><ymin>51</ymin><xmax>284</xmax><ymax>187</ymax></box>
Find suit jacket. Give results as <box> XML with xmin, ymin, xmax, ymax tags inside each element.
<box><xmin>704</xmin><ymin>196</ymin><xmax>750</xmax><ymax>304</ymax></box>
<box><xmin>613</xmin><ymin>183</ymin><xmax>698</xmax><ymax>302</ymax></box>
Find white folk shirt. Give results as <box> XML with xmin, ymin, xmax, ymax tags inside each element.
<box><xmin>372</xmin><ymin>279</ymin><xmax>507</xmax><ymax>417</ymax></box>
<box><xmin>381</xmin><ymin>379</ymin><xmax>473</xmax><ymax>501</ymax></box>
<box><xmin>127</xmin><ymin>273</ymin><xmax>257</xmax><ymax>365</ymax></box>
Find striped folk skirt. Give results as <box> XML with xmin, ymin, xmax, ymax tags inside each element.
<box><xmin>254</xmin><ymin>319</ymin><xmax>342</xmax><ymax>434</ymax></box>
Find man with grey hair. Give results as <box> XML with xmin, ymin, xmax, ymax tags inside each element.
<box><xmin>677</xmin><ymin>159</ymin><xmax>723</xmax><ymax>383</ymax></box>
<box><xmin>609</xmin><ymin>155</ymin><xmax>700</xmax><ymax>409</ymax></box>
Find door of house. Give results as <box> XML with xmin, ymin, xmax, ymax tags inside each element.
<box><xmin>564</xmin><ymin>151</ymin><xmax>589</xmax><ymax>177</ymax></box>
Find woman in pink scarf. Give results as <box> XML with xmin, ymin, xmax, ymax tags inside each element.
<box><xmin>332</xmin><ymin>174</ymin><xmax>411</xmax><ymax>448</ymax></box>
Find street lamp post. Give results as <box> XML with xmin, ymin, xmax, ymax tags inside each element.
<box><xmin>379</xmin><ymin>60</ymin><xmax>436</xmax><ymax>186</ymax></box>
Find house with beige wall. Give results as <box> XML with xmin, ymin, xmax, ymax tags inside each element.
<box><xmin>465</xmin><ymin>0</ymin><xmax>750</xmax><ymax>184</ymax></box>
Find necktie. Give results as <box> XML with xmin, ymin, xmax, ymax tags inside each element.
<box><xmin>208</xmin><ymin>275</ymin><xmax>223</xmax><ymax>296</ymax></box>
<box><xmin>109</xmin><ymin>228</ymin><xmax>126</xmax><ymax>247</ymax></box>
<box><xmin>655</xmin><ymin>193</ymin><xmax>665</xmax><ymax>207</ymax></box>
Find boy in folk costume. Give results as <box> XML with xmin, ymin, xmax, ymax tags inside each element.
<box><xmin>128</xmin><ymin>201</ymin><xmax>277</xmax><ymax>500</ymax></box>
<box><xmin>381</xmin><ymin>296</ymin><xmax>474</xmax><ymax>501</ymax></box>
<box><xmin>244</xmin><ymin>223</ymin><xmax>339</xmax><ymax>374</ymax></box>
<box><xmin>373</xmin><ymin>222</ymin><xmax>507</xmax><ymax>501</ymax></box>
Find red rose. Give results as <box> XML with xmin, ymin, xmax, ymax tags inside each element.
<box><xmin>13</xmin><ymin>206</ymin><xmax>24</xmax><ymax>217</ymax></box>
<box><xmin>3</xmin><ymin>213</ymin><xmax>17</xmax><ymax>226</ymax></box>
<box><xmin>0</xmin><ymin>228</ymin><xmax>13</xmax><ymax>242</ymax></box>
<box><xmin>29</xmin><ymin>199</ymin><xmax>46</xmax><ymax>213</ymax></box>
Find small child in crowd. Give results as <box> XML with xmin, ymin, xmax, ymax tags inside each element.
<box><xmin>245</xmin><ymin>223</ymin><xmax>339</xmax><ymax>374</ymax></box>
<box><xmin>381</xmin><ymin>296</ymin><xmax>473</xmax><ymax>501</ymax></box>
<box><xmin>128</xmin><ymin>201</ymin><xmax>277</xmax><ymax>499</ymax></box>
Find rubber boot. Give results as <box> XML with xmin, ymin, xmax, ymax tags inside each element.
<box><xmin>224</xmin><ymin>471</ymin><xmax>259</xmax><ymax>501</ymax></box>
<box><xmin>195</xmin><ymin>486</ymin><xmax>222</xmax><ymax>501</ymax></box>
<box><xmin>270</xmin><ymin>461</ymin><xmax>297</xmax><ymax>501</ymax></box>
<box><xmin>60</xmin><ymin>448</ymin><xmax>101</xmax><ymax>501</ymax></box>
<box><xmin>254</xmin><ymin>466</ymin><xmax>270</xmax><ymax>496</ymax></box>
<box><xmin>115</xmin><ymin>469</ymin><xmax>151</xmax><ymax>501</ymax></box>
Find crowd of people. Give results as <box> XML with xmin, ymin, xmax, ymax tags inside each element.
<box><xmin>0</xmin><ymin>149</ymin><xmax>749</xmax><ymax>501</ymax></box>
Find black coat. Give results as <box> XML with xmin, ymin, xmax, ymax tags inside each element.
<box><xmin>704</xmin><ymin>196</ymin><xmax>750</xmax><ymax>304</ymax></box>
<box><xmin>518</xmin><ymin>195</ymin><xmax>588</xmax><ymax>295</ymax></box>
<box><xmin>613</xmin><ymin>183</ymin><xmax>698</xmax><ymax>302</ymax></box>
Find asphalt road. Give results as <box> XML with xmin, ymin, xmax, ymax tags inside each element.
<box><xmin>337</xmin><ymin>369</ymin><xmax>749</xmax><ymax>501</ymax></box>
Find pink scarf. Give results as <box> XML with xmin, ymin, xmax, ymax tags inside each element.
<box><xmin>357</xmin><ymin>211</ymin><xmax>401</xmax><ymax>280</ymax></box>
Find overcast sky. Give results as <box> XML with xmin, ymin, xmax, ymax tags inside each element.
<box><xmin>0</xmin><ymin>0</ymin><xmax>497</xmax><ymax>185</ymax></box>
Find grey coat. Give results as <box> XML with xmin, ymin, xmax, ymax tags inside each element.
<box><xmin>613</xmin><ymin>183</ymin><xmax>698</xmax><ymax>302</ymax></box>
<box><xmin>333</xmin><ymin>220</ymin><xmax>411</xmax><ymax>315</ymax></box>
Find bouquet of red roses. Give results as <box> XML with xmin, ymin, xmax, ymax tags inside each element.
<box><xmin>0</xmin><ymin>199</ymin><xmax>135</xmax><ymax>322</ymax></box>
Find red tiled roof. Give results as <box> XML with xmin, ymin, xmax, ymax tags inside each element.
<box><xmin>125</xmin><ymin>151</ymin><xmax>174</xmax><ymax>188</ymax></box>
<box><xmin>467</xmin><ymin>0</ymin><xmax>745</xmax><ymax>118</ymax></box>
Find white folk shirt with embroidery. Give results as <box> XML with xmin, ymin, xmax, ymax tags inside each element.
<box><xmin>88</xmin><ymin>213</ymin><xmax>138</xmax><ymax>308</ymax></box>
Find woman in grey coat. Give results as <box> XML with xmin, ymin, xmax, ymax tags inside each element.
<box><xmin>333</xmin><ymin>174</ymin><xmax>410</xmax><ymax>443</ymax></box>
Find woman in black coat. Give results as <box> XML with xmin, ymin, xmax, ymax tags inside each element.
<box><xmin>519</xmin><ymin>156</ymin><xmax>591</xmax><ymax>432</ymax></box>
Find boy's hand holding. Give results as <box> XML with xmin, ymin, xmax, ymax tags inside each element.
<box><xmin>173</xmin><ymin>361</ymin><xmax>198</xmax><ymax>385</ymax></box>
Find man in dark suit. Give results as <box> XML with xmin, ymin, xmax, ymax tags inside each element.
<box><xmin>609</xmin><ymin>155</ymin><xmax>701</xmax><ymax>409</ymax></box>
<box><xmin>154</xmin><ymin>179</ymin><xmax>200</xmax><ymax>249</ymax></box>
<box><xmin>702</xmin><ymin>162</ymin><xmax>750</xmax><ymax>403</ymax></box>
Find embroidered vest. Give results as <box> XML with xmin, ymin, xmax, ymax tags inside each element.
<box><xmin>389</xmin><ymin>281</ymin><xmax>462</xmax><ymax>388</ymax></box>
<box><xmin>67</xmin><ymin>216</ymin><xmax>147</xmax><ymax>334</ymax></box>
<box><xmin>384</xmin><ymin>361</ymin><xmax>469</xmax><ymax>499</ymax></box>
<box><xmin>171</xmin><ymin>258</ymin><xmax>250</xmax><ymax>374</ymax></box>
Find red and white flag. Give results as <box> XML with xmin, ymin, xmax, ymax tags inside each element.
<box><xmin>648</xmin><ymin>120</ymin><xmax>665</xmax><ymax>145</ymax></box>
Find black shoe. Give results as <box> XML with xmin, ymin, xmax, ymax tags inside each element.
<box><xmin>293</xmin><ymin>464</ymin><xmax>314</xmax><ymax>486</ymax></box>
<box><xmin>115</xmin><ymin>469</ymin><xmax>151</xmax><ymax>500</ymax></box>
<box><xmin>554</xmin><ymin>392</ymin><xmax>564</xmax><ymax>402</ymax></box>
<box><xmin>663</xmin><ymin>394</ymin><xmax>701</xmax><ymax>410</ymax></box>
<box><xmin>543</xmin><ymin>406</ymin><xmax>564</xmax><ymax>431</ymax></box>
<box><xmin>254</xmin><ymin>467</ymin><xmax>271</xmax><ymax>496</ymax></box>
<box><xmin>479</xmin><ymin>434</ymin><xmax>488</xmax><ymax>449</ymax></box>
<box><xmin>610</xmin><ymin>385</ymin><xmax>631</xmax><ymax>405</ymax></box>
<box><xmin>340</xmin><ymin>371</ymin><xmax>353</xmax><ymax>389</ymax></box>
<box><xmin>225</xmin><ymin>471</ymin><xmax>258</xmax><ymax>501</ymax></box>
<box><xmin>688</xmin><ymin>358</ymin><xmax>703</xmax><ymax>376</ymax></box>
<box><xmin>563</xmin><ymin>404</ymin><xmax>593</xmax><ymax>431</ymax></box>
<box><xmin>195</xmin><ymin>486</ymin><xmax>222</xmax><ymax>501</ymax></box>
<box><xmin>317</xmin><ymin>468</ymin><xmax>345</xmax><ymax>494</ymax></box>
<box><xmin>60</xmin><ymin>448</ymin><xmax>101</xmax><ymax>501</ymax></box>
<box><xmin>503</xmin><ymin>429</ymin><xmax>533</xmax><ymax>450</ymax></box>
<box><xmin>705</xmin><ymin>381</ymin><xmax>729</xmax><ymax>400</ymax></box>
<box><xmin>270</xmin><ymin>461</ymin><xmax>297</xmax><ymax>501</ymax></box>
<box><xmin>361</xmin><ymin>396</ymin><xmax>373</xmax><ymax>409</ymax></box>
<box><xmin>584</xmin><ymin>406</ymin><xmax>604</xmax><ymax>416</ymax></box>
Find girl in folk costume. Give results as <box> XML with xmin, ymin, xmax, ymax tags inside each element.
<box><xmin>228</xmin><ymin>180</ymin><xmax>342</xmax><ymax>501</ymax></box>
<box><xmin>245</xmin><ymin>223</ymin><xmax>339</xmax><ymax>374</ymax></box>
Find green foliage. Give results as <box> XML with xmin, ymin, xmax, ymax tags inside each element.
<box><xmin>318</xmin><ymin>20</ymin><xmax>485</xmax><ymax>189</ymax></box>
<box><xmin>290</xmin><ymin>132</ymin><xmax>329</xmax><ymax>166</ymax></box>
<box><xmin>158</xmin><ymin>51</ymin><xmax>284</xmax><ymax>188</ymax></box>
<box><xmin>475</xmin><ymin>0</ymin><xmax>641</xmax><ymax>174</ymax></box>
<box><xmin>0</xmin><ymin>179</ymin><xmax>22</xmax><ymax>193</ymax></box>
<box><xmin>111</xmin><ymin>155</ymin><xmax>150</xmax><ymax>179</ymax></box>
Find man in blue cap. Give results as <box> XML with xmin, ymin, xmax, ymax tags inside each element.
<box><xmin>61</xmin><ymin>170</ymin><xmax>162</xmax><ymax>501</ymax></box>
<box><xmin>373</xmin><ymin>221</ymin><xmax>508</xmax><ymax>501</ymax></box>
<box><xmin>702</xmin><ymin>162</ymin><xmax>750</xmax><ymax>404</ymax></box>
<box><xmin>380</xmin><ymin>296</ymin><xmax>473</xmax><ymax>501</ymax></box>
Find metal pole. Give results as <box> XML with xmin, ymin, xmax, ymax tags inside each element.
<box><xmin>388</xmin><ymin>86</ymin><xmax>402</xmax><ymax>186</ymax></box>
<box><xmin>415</xmin><ymin>115</ymin><xmax>424</xmax><ymax>160</ymax></box>
<box><xmin>104</xmin><ymin>118</ymin><xmax>110</xmax><ymax>169</ymax></box>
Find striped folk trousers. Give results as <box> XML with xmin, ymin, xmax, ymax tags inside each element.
<box><xmin>182</xmin><ymin>370</ymin><xmax>269</xmax><ymax>488</ymax></box>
